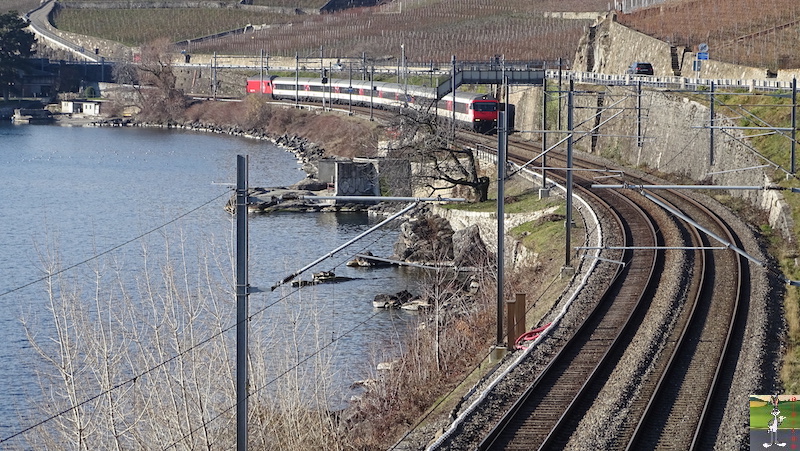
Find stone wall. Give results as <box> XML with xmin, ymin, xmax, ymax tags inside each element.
<box><xmin>430</xmin><ymin>205</ymin><xmax>560</xmax><ymax>271</ymax></box>
<box><xmin>494</xmin><ymin>15</ymin><xmax>798</xmax><ymax>243</ymax></box>
<box><xmin>575</xmin><ymin>12</ymin><xmax>800</xmax><ymax>81</ymax></box>
<box><xmin>44</xmin><ymin>3</ymin><xmax>133</xmax><ymax>60</ymax></box>
<box><xmin>560</xmin><ymin>86</ymin><xmax>795</xmax><ymax>241</ymax></box>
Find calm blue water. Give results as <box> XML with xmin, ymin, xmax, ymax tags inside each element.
<box><xmin>0</xmin><ymin>123</ymin><xmax>419</xmax><ymax>443</ymax></box>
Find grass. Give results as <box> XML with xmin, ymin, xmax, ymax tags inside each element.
<box><xmin>510</xmin><ymin>213</ymin><xmax>566</xmax><ymax>251</ymax></box>
<box><xmin>750</xmin><ymin>400</ymin><xmax>800</xmax><ymax>429</ymax></box>
<box><xmin>443</xmin><ymin>184</ymin><xmax>563</xmax><ymax>214</ymax></box>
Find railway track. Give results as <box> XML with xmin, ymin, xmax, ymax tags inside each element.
<box><xmin>261</xmin><ymin>97</ymin><xmax>769</xmax><ymax>451</ymax></box>
<box><xmin>624</xmin><ymin>190</ymin><xmax>746</xmax><ymax>449</ymax></box>
<box><xmin>477</xmin><ymin>180</ymin><xmax>662</xmax><ymax>450</ymax></box>
<box><xmin>428</xmin><ymin>134</ymin><xmax>752</xmax><ymax>450</ymax></box>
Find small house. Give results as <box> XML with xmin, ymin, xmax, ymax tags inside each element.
<box><xmin>61</xmin><ymin>99</ymin><xmax>103</xmax><ymax>117</ymax></box>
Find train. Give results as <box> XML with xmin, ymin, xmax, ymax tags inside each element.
<box><xmin>246</xmin><ymin>75</ymin><xmax>499</xmax><ymax>133</ymax></box>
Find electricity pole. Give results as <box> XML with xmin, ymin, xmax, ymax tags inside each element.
<box><xmin>236</xmin><ymin>155</ymin><xmax>249</xmax><ymax>451</ymax></box>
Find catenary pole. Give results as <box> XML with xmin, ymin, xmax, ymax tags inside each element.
<box><xmin>497</xmin><ymin>109</ymin><xmax>507</xmax><ymax>346</ymax></box>
<box><xmin>236</xmin><ymin>155</ymin><xmax>249</xmax><ymax>451</ymax></box>
<box><xmin>792</xmin><ymin>78</ymin><xmax>797</xmax><ymax>174</ymax></box>
<box><xmin>565</xmin><ymin>81</ymin><xmax>574</xmax><ymax>268</ymax></box>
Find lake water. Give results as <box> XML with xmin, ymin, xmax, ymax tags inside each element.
<box><xmin>0</xmin><ymin>123</ymin><xmax>420</xmax><ymax>444</ymax></box>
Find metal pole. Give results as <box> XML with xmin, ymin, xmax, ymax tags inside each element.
<box><xmin>710</xmin><ymin>81</ymin><xmax>715</xmax><ymax>166</ymax></box>
<box><xmin>259</xmin><ymin>49</ymin><xmax>263</xmax><ymax>91</ymax></box>
<box><xmin>212</xmin><ymin>51</ymin><xmax>217</xmax><ymax>100</ymax></box>
<box><xmin>451</xmin><ymin>55</ymin><xmax>456</xmax><ymax>141</ymax></box>
<box><xmin>542</xmin><ymin>78</ymin><xmax>548</xmax><ymax>188</ymax></box>
<box><xmin>558</xmin><ymin>57</ymin><xmax>563</xmax><ymax>141</ymax></box>
<box><xmin>271</xmin><ymin>202</ymin><xmax>419</xmax><ymax>290</ymax></box>
<box><xmin>295</xmin><ymin>52</ymin><xmax>299</xmax><ymax>107</ymax></box>
<box><xmin>370</xmin><ymin>66</ymin><xmax>374</xmax><ymax>121</ymax></box>
<box><xmin>329</xmin><ymin>62</ymin><xmax>332</xmax><ymax>110</ymax></box>
<box><xmin>636</xmin><ymin>80</ymin><xmax>643</xmax><ymax>147</ymax></box>
<box><xmin>235</xmin><ymin>155</ymin><xmax>249</xmax><ymax>451</ymax></box>
<box><xmin>497</xmin><ymin>109</ymin><xmax>508</xmax><ymax>346</ymax></box>
<box><xmin>349</xmin><ymin>62</ymin><xmax>353</xmax><ymax>115</ymax></box>
<box><xmin>792</xmin><ymin>78</ymin><xmax>797</xmax><ymax>174</ymax></box>
<box><xmin>565</xmin><ymin>81</ymin><xmax>574</xmax><ymax>268</ymax></box>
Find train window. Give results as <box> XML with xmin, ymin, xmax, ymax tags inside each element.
<box><xmin>473</xmin><ymin>102</ymin><xmax>497</xmax><ymax>112</ymax></box>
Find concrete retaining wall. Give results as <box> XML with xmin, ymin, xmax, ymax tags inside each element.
<box><xmin>44</xmin><ymin>3</ymin><xmax>133</xmax><ymax>60</ymax></box>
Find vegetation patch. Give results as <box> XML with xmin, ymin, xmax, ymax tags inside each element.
<box><xmin>509</xmin><ymin>212</ymin><xmax>567</xmax><ymax>252</ymax></box>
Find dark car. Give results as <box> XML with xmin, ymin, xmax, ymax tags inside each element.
<box><xmin>627</xmin><ymin>62</ymin><xmax>654</xmax><ymax>76</ymax></box>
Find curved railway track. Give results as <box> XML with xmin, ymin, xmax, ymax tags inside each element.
<box><xmin>624</xmin><ymin>190</ymin><xmax>746</xmax><ymax>450</ymax></box>
<box><xmin>261</xmin><ymin>98</ymin><xmax>769</xmax><ymax>451</ymax></box>
<box><xmin>477</xmin><ymin>179</ymin><xmax>662</xmax><ymax>450</ymax></box>
<box><xmin>431</xmin><ymin>134</ymin><xmax>751</xmax><ymax>450</ymax></box>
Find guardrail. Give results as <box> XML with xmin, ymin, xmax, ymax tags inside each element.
<box><xmin>25</xmin><ymin>0</ymin><xmax>101</xmax><ymax>63</ymax></box>
<box><xmin>551</xmin><ymin>70</ymin><xmax>796</xmax><ymax>92</ymax></box>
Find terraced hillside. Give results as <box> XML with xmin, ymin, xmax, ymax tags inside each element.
<box><xmin>619</xmin><ymin>0</ymin><xmax>800</xmax><ymax>69</ymax></box>
<box><xmin>50</xmin><ymin>0</ymin><xmax>610</xmax><ymax>62</ymax></box>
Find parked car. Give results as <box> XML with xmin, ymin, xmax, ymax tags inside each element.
<box><xmin>627</xmin><ymin>62</ymin><xmax>654</xmax><ymax>76</ymax></box>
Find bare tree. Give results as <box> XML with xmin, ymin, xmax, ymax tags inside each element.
<box><xmin>388</xmin><ymin>107</ymin><xmax>491</xmax><ymax>202</ymax></box>
<box><xmin>21</xmin><ymin>229</ymin><xmax>342</xmax><ymax>450</ymax></box>
<box><xmin>134</xmin><ymin>38</ymin><xmax>187</xmax><ymax>123</ymax></box>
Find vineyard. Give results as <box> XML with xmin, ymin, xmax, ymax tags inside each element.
<box><xmin>249</xmin><ymin>0</ymin><xmax>329</xmax><ymax>6</ymax></box>
<box><xmin>47</xmin><ymin>0</ymin><xmax>608</xmax><ymax>62</ymax></box>
<box><xmin>619</xmin><ymin>0</ymin><xmax>800</xmax><ymax>69</ymax></box>
<box><xmin>187</xmin><ymin>0</ymin><xmax>607</xmax><ymax>62</ymax></box>
<box><xmin>60</xmin><ymin>0</ymin><xmax>328</xmax><ymax>5</ymax></box>
<box><xmin>1</xmin><ymin>0</ymin><xmax>41</xmax><ymax>14</ymax></box>
<box><xmin>53</xmin><ymin>8</ymin><xmax>293</xmax><ymax>46</ymax></box>
<box><xmin>13</xmin><ymin>0</ymin><xmax>800</xmax><ymax>68</ymax></box>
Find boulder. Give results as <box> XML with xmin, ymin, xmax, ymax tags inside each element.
<box><xmin>453</xmin><ymin>224</ymin><xmax>490</xmax><ymax>268</ymax></box>
<box><xmin>393</xmin><ymin>213</ymin><xmax>454</xmax><ymax>263</ymax></box>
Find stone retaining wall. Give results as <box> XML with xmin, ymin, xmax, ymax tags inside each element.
<box><xmin>430</xmin><ymin>205</ymin><xmax>560</xmax><ymax>271</ymax></box>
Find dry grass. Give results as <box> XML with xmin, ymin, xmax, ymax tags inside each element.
<box><xmin>181</xmin><ymin>97</ymin><xmax>381</xmax><ymax>158</ymax></box>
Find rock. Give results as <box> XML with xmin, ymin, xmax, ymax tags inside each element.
<box><xmin>393</xmin><ymin>213</ymin><xmax>454</xmax><ymax>263</ymax></box>
<box><xmin>291</xmin><ymin>177</ymin><xmax>329</xmax><ymax>191</ymax></box>
<box><xmin>346</xmin><ymin>251</ymin><xmax>393</xmax><ymax>267</ymax></box>
<box><xmin>453</xmin><ymin>224</ymin><xmax>490</xmax><ymax>268</ymax></box>
<box><xmin>372</xmin><ymin>289</ymin><xmax>415</xmax><ymax>308</ymax></box>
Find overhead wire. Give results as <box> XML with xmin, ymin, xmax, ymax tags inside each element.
<box><xmin>0</xmin><ymin>282</ymin><xmax>301</xmax><ymax>445</ymax></box>
<box><xmin>3</xmin><ymin>199</ymin><xmax>414</xmax><ymax>446</ymax></box>
<box><xmin>0</xmin><ymin>188</ymin><xmax>234</xmax><ymax>302</ymax></box>
<box><xmin>163</xmin><ymin>300</ymin><xmax>386</xmax><ymax>450</ymax></box>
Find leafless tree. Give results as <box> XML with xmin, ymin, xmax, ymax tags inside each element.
<box><xmin>20</xmin><ymin>229</ymin><xmax>341</xmax><ymax>450</ymax></box>
<box><xmin>134</xmin><ymin>38</ymin><xmax>187</xmax><ymax>123</ymax></box>
<box><xmin>388</xmin><ymin>107</ymin><xmax>491</xmax><ymax>202</ymax></box>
